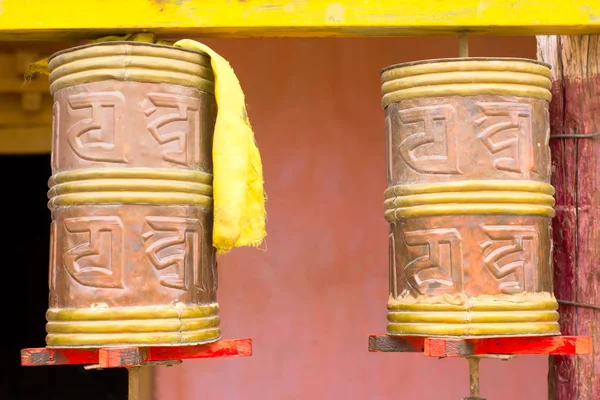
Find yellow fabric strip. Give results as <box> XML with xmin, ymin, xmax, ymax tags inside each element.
<box><xmin>173</xmin><ymin>39</ymin><xmax>266</xmax><ymax>253</ymax></box>
<box><xmin>25</xmin><ymin>33</ymin><xmax>266</xmax><ymax>254</ymax></box>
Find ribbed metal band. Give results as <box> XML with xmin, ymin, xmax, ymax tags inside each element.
<box><xmin>48</xmin><ymin>42</ymin><xmax>215</xmax><ymax>95</ymax></box>
<box><xmin>46</xmin><ymin>303</ymin><xmax>220</xmax><ymax>347</ymax></box>
<box><xmin>384</xmin><ymin>180</ymin><xmax>556</xmax><ymax>220</ymax></box>
<box><xmin>48</xmin><ymin>168</ymin><xmax>213</xmax><ymax>210</ymax></box>
<box><xmin>381</xmin><ymin>58</ymin><xmax>552</xmax><ymax>108</ymax></box>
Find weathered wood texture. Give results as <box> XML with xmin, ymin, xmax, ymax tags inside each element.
<box><xmin>368</xmin><ymin>335</ymin><xmax>425</xmax><ymax>353</ymax></box>
<box><xmin>537</xmin><ymin>35</ymin><xmax>600</xmax><ymax>400</ymax></box>
<box><xmin>21</xmin><ymin>338</ymin><xmax>252</xmax><ymax>367</ymax></box>
<box><xmin>368</xmin><ymin>335</ymin><xmax>591</xmax><ymax>358</ymax></box>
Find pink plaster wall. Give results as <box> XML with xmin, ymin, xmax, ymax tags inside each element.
<box><xmin>155</xmin><ymin>36</ymin><xmax>548</xmax><ymax>400</ymax></box>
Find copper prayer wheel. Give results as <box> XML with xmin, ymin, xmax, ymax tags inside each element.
<box><xmin>46</xmin><ymin>42</ymin><xmax>219</xmax><ymax>347</ymax></box>
<box><xmin>381</xmin><ymin>58</ymin><xmax>560</xmax><ymax>337</ymax></box>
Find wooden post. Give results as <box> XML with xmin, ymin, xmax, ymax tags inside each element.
<box><xmin>537</xmin><ymin>35</ymin><xmax>600</xmax><ymax>400</ymax></box>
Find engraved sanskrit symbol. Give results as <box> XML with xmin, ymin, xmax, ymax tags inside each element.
<box><xmin>394</xmin><ymin>104</ymin><xmax>462</xmax><ymax>174</ymax></box>
<box><xmin>480</xmin><ymin>225</ymin><xmax>539</xmax><ymax>294</ymax></box>
<box><xmin>142</xmin><ymin>217</ymin><xmax>205</xmax><ymax>291</ymax></box>
<box><xmin>403</xmin><ymin>228</ymin><xmax>463</xmax><ymax>295</ymax></box>
<box><xmin>144</xmin><ymin>93</ymin><xmax>201</xmax><ymax>166</ymax></box>
<box><xmin>66</xmin><ymin>92</ymin><xmax>128</xmax><ymax>163</ymax></box>
<box><xmin>63</xmin><ymin>217</ymin><xmax>124</xmax><ymax>289</ymax></box>
<box><xmin>475</xmin><ymin>103</ymin><xmax>537</xmax><ymax>175</ymax></box>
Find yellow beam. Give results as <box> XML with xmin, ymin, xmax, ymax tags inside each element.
<box><xmin>1</xmin><ymin>0</ymin><xmax>600</xmax><ymax>40</ymax></box>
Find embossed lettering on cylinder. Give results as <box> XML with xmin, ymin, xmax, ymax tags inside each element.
<box><xmin>381</xmin><ymin>58</ymin><xmax>559</xmax><ymax>337</ymax></box>
<box><xmin>46</xmin><ymin>42</ymin><xmax>219</xmax><ymax>347</ymax></box>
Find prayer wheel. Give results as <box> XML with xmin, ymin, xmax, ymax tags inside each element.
<box><xmin>381</xmin><ymin>58</ymin><xmax>560</xmax><ymax>337</ymax></box>
<box><xmin>45</xmin><ymin>42</ymin><xmax>219</xmax><ymax>347</ymax></box>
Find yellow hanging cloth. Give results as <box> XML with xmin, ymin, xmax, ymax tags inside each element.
<box><xmin>25</xmin><ymin>34</ymin><xmax>266</xmax><ymax>254</ymax></box>
<box><xmin>174</xmin><ymin>39</ymin><xmax>266</xmax><ymax>253</ymax></box>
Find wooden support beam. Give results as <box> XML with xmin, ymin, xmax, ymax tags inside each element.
<box><xmin>1</xmin><ymin>0</ymin><xmax>600</xmax><ymax>40</ymax></box>
<box><xmin>537</xmin><ymin>35</ymin><xmax>600</xmax><ymax>400</ymax></box>
<box><xmin>20</xmin><ymin>338</ymin><xmax>253</xmax><ymax>367</ymax></box>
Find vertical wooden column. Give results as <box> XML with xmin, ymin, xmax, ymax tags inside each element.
<box><xmin>537</xmin><ymin>35</ymin><xmax>600</xmax><ymax>400</ymax></box>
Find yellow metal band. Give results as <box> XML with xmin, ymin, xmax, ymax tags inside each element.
<box><xmin>46</xmin><ymin>303</ymin><xmax>219</xmax><ymax>321</ymax></box>
<box><xmin>381</xmin><ymin>59</ymin><xmax>552</xmax><ymax>107</ymax></box>
<box><xmin>381</xmin><ymin>59</ymin><xmax>551</xmax><ymax>80</ymax></box>
<box><xmin>388</xmin><ymin>310</ymin><xmax>558</xmax><ymax>324</ymax></box>
<box><xmin>384</xmin><ymin>180</ymin><xmax>555</xmax><ymax>219</ymax></box>
<box><xmin>48</xmin><ymin>192</ymin><xmax>212</xmax><ymax>210</ymax></box>
<box><xmin>388</xmin><ymin>300</ymin><xmax>558</xmax><ymax>312</ymax></box>
<box><xmin>51</xmin><ymin>168</ymin><xmax>212</xmax><ymax>185</ymax></box>
<box><xmin>382</xmin><ymin>71</ymin><xmax>551</xmax><ymax>93</ymax></box>
<box><xmin>384</xmin><ymin>191</ymin><xmax>555</xmax><ymax>209</ymax></box>
<box><xmin>382</xmin><ymin>83</ymin><xmax>551</xmax><ymax>107</ymax></box>
<box><xmin>384</xmin><ymin>180</ymin><xmax>554</xmax><ymax>198</ymax></box>
<box><xmin>387</xmin><ymin>322</ymin><xmax>560</xmax><ymax>337</ymax></box>
<box><xmin>48</xmin><ymin>179</ymin><xmax>213</xmax><ymax>197</ymax></box>
<box><xmin>385</xmin><ymin>203</ymin><xmax>555</xmax><ymax>219</ymax></box>
<box><xmin>48</xmin><ymin>168</ymin><xmax>213</xmax><ymax>209</ymax></box>
<box><xmin>47</xmin><ymin>316</ymin><xmax>219</xmax><ymax>333</ymax></box>
<box><xmin>49</xmin><ymin>42</ymin><xmax>214</xmax><ymax>95</ymax></box>
<box><xmin>46</xmin><ymin>329</ymin><xmax>221</xmax><ymax>347</ymax></box>
<box><xmin>387</xmin><ymin>294</ymin><xmax>559</xmax><ymax>336</ymax></box>
<box><xmin>46</xmin><ymin>303</ymin><xmax>221</xmax><ymax>347</ymax></box>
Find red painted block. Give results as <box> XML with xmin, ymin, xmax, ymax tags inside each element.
<box><xmin>424</xmin><ymin>336</ymin><xmax>592</xmax><ymax>358</ymax></box>
<box><xmin>21</xmin><ymin>338</ymin><xmax>253</xmax><ymax>368</ymax></box>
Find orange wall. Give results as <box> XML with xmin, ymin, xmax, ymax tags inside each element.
<box><xmin>155</xmin><ymin>36</ymin><xmax>548</xmax><ymax>400</ymax></box>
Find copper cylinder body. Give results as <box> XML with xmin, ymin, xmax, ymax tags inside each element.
<box><xmin>381</xmin><ymin>58</ymin><xmax>560</xmax><ymax>337</ymax></box>
<box><xmin>46</xmin><ymin>42</ymin><xmax>219</xmax><ymax>347</ymax></box>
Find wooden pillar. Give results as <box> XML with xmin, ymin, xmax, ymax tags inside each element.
<box><xmin>537</xmin><ymin>35</ymin><xmax>600</xmax><ymax>400</ymax></box>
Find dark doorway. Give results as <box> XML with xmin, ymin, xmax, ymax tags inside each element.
<box><xmin>0</xmin><ymin>154</ymin><xmax>127</xmax><ymax>400</ymax></box>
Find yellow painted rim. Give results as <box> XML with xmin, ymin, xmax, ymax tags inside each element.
<box><xmin>388</xmin><ymin>299</ymin><xmax>558</xmax><ymax>312</ymax></box>
<box><xmin>384</xmin><ymin>180</ymin><xmax>555</xmax><ymax>219</ymax></box>
<box><xmin>385</xmin><ymin>180</ymin><xmax>554</xmax><ymax>197</ymax></box>
<box><xmin>382</xmin><ymin>71</ymin><xmax>551</xmax><ymax>92</ymax></box>
<box><xmin>51</xmin><ymin>168</ymin><xmax>212</xmax><ymax>185</ymax></box>
<box><xmin>381</xmin><ymin>58</ymin><xmax>551</xmax><ymax>79</ymax></box>
<box><xmin>48</xmin><ymin>192</ymin><xmax>212</xmax><ymax>209</ymax></box>
<box><xmin>387</xmin><ymin>322</ymin><xmax>560</xmax><ymax>337</ymax></box>
<box><xmin>47</xmin><ymin>316</ymin><xmax>220</xmax><ymax>333</ymax></box>
<box><xmin>387</xmin><ymin>310</ymin><xmax>558</xmax><ymax>324</ymax></box>
<box><xmin>386</xmin><ymin>295</ymin><xmax>559</xmax><ymax>335</ymax></box>
<box><xmin>48</xmin><ymin>168</ymin><xmax>214</xmax><ymax>208</ymax></box>
<box><xmin>46</xmin><ymin>329</ymin><xmax>222</xmax><ymax>347</ymax></box>
<box><xmin>47</xmin><ymin>303</ymin><xmax>219</xmax><ymax>321</ymax></box>
<box><xmin>49</xmin><ymin>42</ymin><xmax>214</xmax><ymax>95</ymax></box>
<box><xmin>48</xmin><ymin>179</ymin><xmax>213</xmax><ymax>197</ymax></box>
<box><xmin>385</xmin><ymin>203</ymin><xmax>555</xmax><ymax>219</ymax></box>
<box><xmin>46</xmin><ymin>304</ymin><xmax>221</xmax><ymax>347</ymax></box>
<box><xmin>380</xmin><ymin>59</ymin><xmax>552</xmax><ymax>107</ymax></box>
<box><xmin>384</xmin><ymin>191</ymin><xmax>555</xmax><ymax>209</ymax></box>
<box><xmin>382</xmin><ymin>83</ymin><xmax>551</xmax><ymax>107</ymax></box>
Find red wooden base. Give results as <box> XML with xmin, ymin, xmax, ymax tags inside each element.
<box><xmin>21</xmin><ymin>338</ymin><xmax>252</xmax><ymax>368</ymax></box>
<box><xmin>368</xmin><ymin>335</ymin><xmax>591</xmax><ymax>358</ymax></box>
